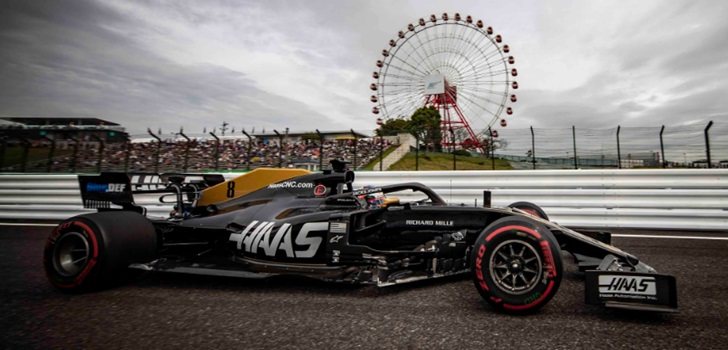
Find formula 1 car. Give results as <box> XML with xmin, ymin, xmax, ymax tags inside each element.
<box><xmin>43</xmin><ymin>161</ymin><xmax>677</xmax><ymax>314</ymax></box>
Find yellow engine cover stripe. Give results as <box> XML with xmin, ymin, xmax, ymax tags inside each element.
<box><xmin>196</xmin><ymin>168</ymin><xmax>310</xmax><ymax>207</ymax></box>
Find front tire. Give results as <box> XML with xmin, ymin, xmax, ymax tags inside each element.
<box><xmin>44</xmin><ymin>211</ymin><xmax>157</xmax><ymax>292</ymax></box>
<box><xmin>471</xmin><ymin>216</ymin><xmax>562</xmax><ymax>314</ymax></box>
<box><xmin>508</xmin><ymin>201</ymin><xmax>549</xmax><ymax>221</ymax></box>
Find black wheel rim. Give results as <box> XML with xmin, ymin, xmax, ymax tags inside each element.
<box><xmin>489</xmin><ymin>239</ymin><xmax>542</xmax><ymax>295</ymax></box>
<box><xmin>53</xmin><ymin>231</ymin><xmax>90</xmax><ymax>277</ymax></box>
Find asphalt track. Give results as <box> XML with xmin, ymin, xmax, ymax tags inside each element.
<box><xmin>2</xmin><ymin>225</ymin><xmax>728</xmax><ymax>349</ymax></box>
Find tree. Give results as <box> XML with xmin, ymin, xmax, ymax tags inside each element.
<box><xmin>409</xmin><ymin>106</ymin><xmax>441</xmax><ymax>152</ymax></box>
<box><xmin>379</xmin><ymin>117</ymin><xmax>410</xmax><ymax>136</ymax></box>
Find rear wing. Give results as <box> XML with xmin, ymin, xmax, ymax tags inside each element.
<box><xmin>78</xmin><ymin>172</ymin><xmax>225</xmax><ymax>210</ymax></box>
<box><xmin>79</xmin><ymin>173</ymin><xmax>135</xmax><ymax>209</ymax></box>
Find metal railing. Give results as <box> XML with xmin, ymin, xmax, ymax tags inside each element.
<box><xmin>1</xmin><ymin>169</ymin><xmax>727</xmax><ymax>230</ymax></box>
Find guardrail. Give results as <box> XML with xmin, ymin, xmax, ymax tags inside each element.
<box><xmin>1</xmin><ymin>169</ymin><xmax>727</xmax><ymax>230</ymax></box>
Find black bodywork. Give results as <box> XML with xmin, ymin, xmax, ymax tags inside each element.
<box><xmin>77</xmin><ymin>163</ymin><xmax>678</xmax><ymax>312</ymax></box>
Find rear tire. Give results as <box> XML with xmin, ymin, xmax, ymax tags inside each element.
<box><xmin>44</xmin><ymin>211</ymin><xmax>157</xmax><ymax>292</ymax></box>
<box><xmin>508</xmin><ymin>201</ymin><xmax>549</xmax><ymax>221</ymax></box>
<box><xmin>471</xmin><ymin>216</ymin><xmax>562</xmax><ymax>314</ymax></box>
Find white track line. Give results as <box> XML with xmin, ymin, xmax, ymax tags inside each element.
<box><xmin>0</xmin><ymin>223</ymin><xmax>57</xmax><ymax>227</ymax></box>
<box><xmin>612</xmin><ymin>234</ymin><xmax>728</xmax><ymax>241</ymax></box>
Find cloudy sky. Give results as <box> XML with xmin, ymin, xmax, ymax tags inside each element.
<box><xmin>1</xmin><ymin>0</ymin><xmax>726</xmax><ymax>136</ymax></box>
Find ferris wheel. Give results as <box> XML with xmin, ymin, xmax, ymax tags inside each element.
<box><xmin>370</xmin><ymin>13</ymin><xmax>517</xmax><ymax>151</ymax></box>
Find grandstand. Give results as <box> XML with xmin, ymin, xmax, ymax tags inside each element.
<box><xmin>0</xmin><ymin>119</ymin><xmax>392</xmax><ymax>172</ymax></box>
<box><xmin>0</xmin><ymin>117</ymin><xmax>128</xmax><ymax>143</ymax></box>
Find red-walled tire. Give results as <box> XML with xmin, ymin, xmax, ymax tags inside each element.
<box><xmin>508</xmin><ymin>201</ymin><xmax>549</xmax><ymax>221</ymax></box>
<box><xmin>471</xmin><ymin>216</ymin><xmax>562</xmax><ymax>314</ymax></box>
<box><xmin>43</xmin><ymin>211</ymin><xmax>157</xmax><ymax>292</ymax></box>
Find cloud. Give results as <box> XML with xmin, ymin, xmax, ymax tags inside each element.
<box><xmin>0</xmin><ymin>0</ymin><xmax>726</xmax><ymax>137</ymax></box>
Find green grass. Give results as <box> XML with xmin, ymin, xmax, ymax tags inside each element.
<box><xmin>360</xmin><ymin>145</ymin><xmax>399</xmax><ymax>170</ymax></box>
<box><xmin>388</xmin><ymin>151</ymin><xmax>513</xmax><ymax>170</ymax></box>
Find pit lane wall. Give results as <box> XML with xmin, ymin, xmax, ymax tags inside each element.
<box><xmin>1</xmin><ymin>169</ymin><xmax>727</xmax><ymax>230</ymax></box>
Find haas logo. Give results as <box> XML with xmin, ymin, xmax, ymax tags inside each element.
<box><xmin>229</xmin><ymin>221</ymin><xmax>327</xmax><ymax>258</ymax></box>
<box><xmin>598</xmin><ymin>275</ymin><xmax>656</xmax><ymax>296</ymax></box>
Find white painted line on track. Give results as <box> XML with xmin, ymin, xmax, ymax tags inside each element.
<box><xmin>0</xmin><ymin>223</ymin><xmax>57</xmax><ymax>227</ymax></box>
<box><xmin>612</xmin><ymin>234</ymin><xmax>728</xmax><ymax>241</ymax></box>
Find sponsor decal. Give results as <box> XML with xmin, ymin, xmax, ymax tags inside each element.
<box><xmin>313</xmin><ymin>184</ymin><xmax>327</xmax><ymax>197</ymax></box>
<box><xmin>228</xmin><ymin>221</ymin><xmax>326</xmax><ymax>258</ymax></box>
<box><xmin>598</xmin><ymin>275</ymin><xmax>656</xmax><ymax>298</ymax></box>
<box><xmin>474</xmin><ymin>244</ymin><xmax>489</xmax><ymax>291</ymax></box>
<box><xmin>352</xmin><ymin>187</ymin><xmax>382</xmax><ymax>196</ymax></box>
<box><xmin>268</xmin><ymin>181</ymin><xmax>314</xmax><ymax>190</ymax></box>
<box><xmin>86</xmin><ymin>182</ymin><xmax>127</xmax><ymax>193</ymax></box>
<box><xmin>329</xmin><ymin>222</ymin><xmax>348</xmax><ymax>234</ymax></box>
<box><xmin>540</xmin><ymin>240</ymin><xmax>557</xmax><ymax>278</ymax></box>
<box><xmin>405</xmin><ymin>219</ymin><xmax>454</xmax><ymax>227</ymax></box>
<box><xmin>130</xmin><ymin>174</ymin><xmax>165</xmax><ymax>190</ymax></box>
<box><xmin>329</xmin><ymin>235</ymin><xmax>344</xmax><ymax>243</ymax></box>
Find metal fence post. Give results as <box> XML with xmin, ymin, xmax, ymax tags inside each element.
<box><xmin>705</xmin><ymin>120</ymin><xmax>714</xmax><ymax>168</ymax></box>
<box><xmin>90</xmin><ymin>135</ymin><xmax>104</xmax><ymax>173</ymax></box>
<box><xmin>242</xmin><ymin>130</ymin><xmax>252</xmax><ymax>171</ymax></box>
<box><xmin>616</xmin><ymin>125</ymin><xmax>621</xmax><ymax>169</ymax></box>
<box><xmin>659</xmin><ymin>125</ymin><xmax>666</xmax><ymax>168</ymax></box>
<box><xmin>572</xmin><ymin>126</ymin><xmax>578</xmax><ymax>169</ymax></box>
<box><xmin>316</xmin><ymin>129</ymin><xmax>324</xmax><ymax>170</ymax></box>
<box><xmin>415</xmin><ymin>134</ymin><xmax>419</xmax><ymax>171</ymax></box>
<box><xmin>449</xmin><ymin>128</ymin><xmax>456</xmax><ymax>170</ymax></box>
<box><xmin>20</xmin><ymin>138</ymin><xmax>31</xmax><ymax>173</ymax></box>
<box><xmin>69</xmin><ymin>137</ymin><xmax>79</xmax><ymax>173</ymax></box>
<box><xmin>530</xmin><ymin>126</ymin><xmax>536</xmax><ymax>170</ymax></box>
<box><xmin>147</xmin><ymin>128</ymin><xmax>162</xmax><ymax>173</ymax></box>
<box><xmin>351</xmin><ymin>129</ymin><xmax>358</xmax><ymax>169</ymax></box>
<box><xmin>488</xmin><ymin>127</ymin><xmax>495</xmax><ymax>170</ymax></box>
<box><xmin>378</xmin><ymin>130</ymin><xmax>383</xmax><ymax>171</ymax></box>
<box><xmin>209</xmin><ymin>132</ymin><xmax>220</xmax><ymax>170</ymax></box>
<box><xmin>178</xmin><ymin>128</ymin><xmax>191</xmax><ymax>172</ymax></box>
<box><xmin>0</xmin><ymin>138</ymin><xmax>6</xmax><ymax>171</ymax></box>
<box><xmin>124</xmin><ymin>139</ymin><xmax>131</xmax><ymax>172</ymax></box>
<box><xmin>44</xmin><ymin>136</ymin><xmax>55</xmax><ymax>173</ymax></box>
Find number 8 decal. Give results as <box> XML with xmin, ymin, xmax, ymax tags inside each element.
<box><xmin>227</xmin><ymin>181</ymin><xmax>235</xmax><ymax>198</ymax></box>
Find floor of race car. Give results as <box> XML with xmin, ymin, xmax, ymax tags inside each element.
<box><xmin>2</xmin><ymin>225</ymin><xmax>728</xmax><ymax>349</ymax></box>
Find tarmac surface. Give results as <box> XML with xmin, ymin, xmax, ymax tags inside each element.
<box><xmin>2</xmin><ymin>225</ymin><xmax>728</xmax><ymax>349</ymax></box>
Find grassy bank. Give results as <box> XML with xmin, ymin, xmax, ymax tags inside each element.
<box><xmin>387</xmin><ymin>151</ymin><xmax>512</xmax><ymax>170</ymax></box>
